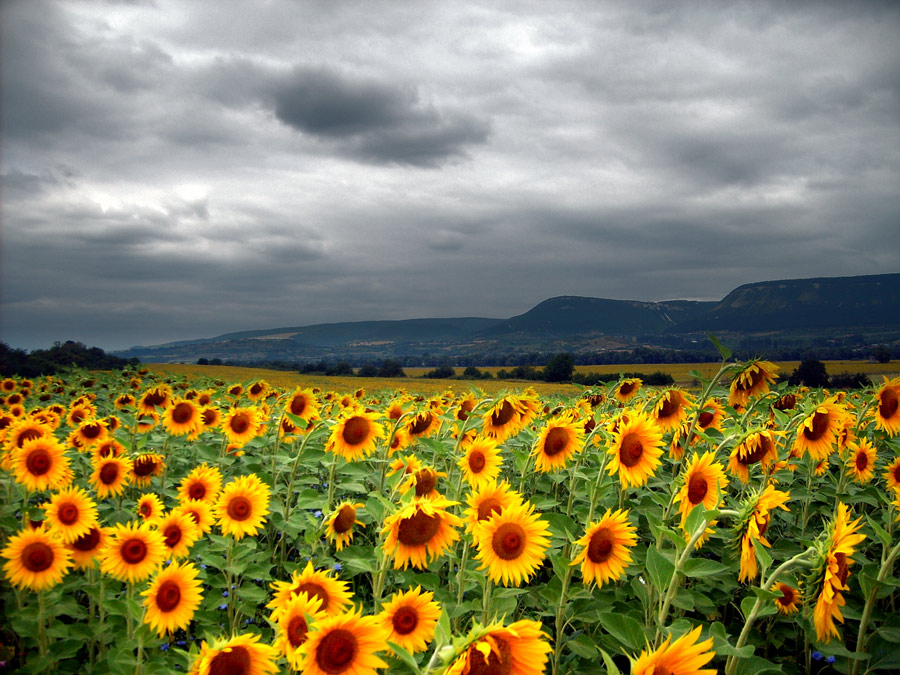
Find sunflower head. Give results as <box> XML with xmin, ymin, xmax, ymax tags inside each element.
<box><xmin>845</xmin><ymin>439</ymin><xmax>877</xmax><ymax>484</ymax></box>
<box><xmin>571</xmin><ymin>508</ymin><xmax>637</xmax><ymax>588</ymax></box>
<box><xmin>326</xmin><ymin>410</ymin><xmax>386</xmax><ymax>461</ymax></box>
<box><xmin>215</xmin><ymin>474</ymin><xmax>271</xmax><ymax>540</ymax></box>
<box><xmin>298</xmin><ymin>607</ymin><xmax>389</xmax><ymax>675</ymax></box>
<box><xmin>444</xmin><ymin>619</ymin><xmax>552</xmax><ymax>675</ymax></box>
<box><xmin>874</xmin><ymin>379</ymin><xmax>900</xmax><ymax>436</ymax></box>
<box><xmin>325</xmin><ymin>501</ymin><xmax>364</xmax><ymax>551</ymax></box>
<box><xmin>141</xmin><ymin>560</ymin><xmax>204</xmax><ymax>637</ymax></box>
<box><xmin>773</xmin><ymin>581</ymin><xmax>801</xmax><ymax>614</ymax></box>
<box><xmin>12</xmin><ymin>435</ymin><xmax>72</xmax><ymax>492</ymax></box>
<box><xmin>379</xmin><ymin>586</ymin><xmax>441</xmax><ymax>654</ymax></box>
<box><xmin>729</xmin><ymin>360</ymin><xmax>779</xmax><ymax>408</ymax></box>
<box><xmin>652</xmin><ymin>389</ymin><xmax>693</xmax><ymax>431</ymax></box>
<box><xmin>2</xmin><ymin>527</ymin><xmax>72</xmax><ymax>591</ymax></box>
<box><xmin>458</xmin><ymin>437</ymin><xmax>502</xmax><ymax>489</ymax></box>
<box><xmin>473</xmin><ymin>499</ymin><xmax>551</xmax><ymax>587</ymax></box>
<box><xmin>189</xmin><ymin>633</ymin><xmax>279</xmax><ymax>675</ymax></box>
<box><xmin>630</xmin><ymin>625</ymin><xmax>716</xmax><ymax>675</ymax></box>
<box><xmin>272</xmin><ymin>591</ymin><xmax>326</xmax><ymax>669</ymax></box>
<box><xmin>178</xmin><ymin>463</ymin><xmax>223</xmax><ymax>504</ymax></box>
<box><xmin>606</xmin><ymin>411</ymin><xmax>664</xmax><ymax>489</ymax></box>
<box><xmin>99</xmin><ymin>521</ymin><xmax>168</xmax><ymax>584</ymax></box>
<box><xmin>267</xmin><ymin>561</ymin><xmax>353</xmax><ymax>617</ymax></box>
<box><xmin>382</xmin><ymin>496</ymin><xmax>462</xmax><ymax>570</ymax></box>
<box><xmin>533</xmin><ymin>416</ymin><xmax>584</xmax><ymax>473</ymax></box>
<box><xmin>42</xmin><ymin>486</ymin><xmax>99</xmax><ymax>544</ymax></box>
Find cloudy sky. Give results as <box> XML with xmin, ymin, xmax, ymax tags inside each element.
<box><xmin>2</xmin><ymin>0</ymin><xmax>899</xmax><ymax>352</ymax></box>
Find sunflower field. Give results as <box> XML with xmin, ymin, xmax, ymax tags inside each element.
<box><xmin>1</xmin><ymin>350</ymin><xmax>900</xmax><ymax>675</ymax></box>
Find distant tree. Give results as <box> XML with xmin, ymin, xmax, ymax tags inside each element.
<box><xmin>462</xmin><ymin>366</ymin><xmax>492</xmax><ymax>379</ymax></box>
<box><xmin>789</xmin><ymin>359</ymin><xmax>829</xmax><ymax>387</ymax></box>
<box><xmin>196</xmin><ymin>358</ymin><xmax>209</xmax><ymax>365</ymax></box>
<box><xmin>377</xmin><ymin>359</ymin><xmax>406</xmax><ymax>378</ymax></box>
<box><xmin>210</xmin><ymin>358</ymin><xmax>223</xmax><ymax>366</ymax></box>
<box><xmin>357</xmin><ymin>363</ymin><xmax>378</xmax><ymax>377</ymax></box>
<box><xmin>872</xmin><ymin>345</ymin><xmax>893</xmax><ymax>363</ymax></box>
<box><xmin>543</xmin><ymin>352</ymin><xmax>575</xmax><ymax>382</ymax></box>
<box><xmin>643</xmin><ymin>371</ymin><xmax>675</xmax><ymax>386</ymax></box>
<box><xmin>327</xmin><ymin>361</ymin><xmax>353</xmax><ymax>376</ymax></box>
<box><xmin>423</xmin><ymin>364</ymin><xmax>455</xmax><ymax>379</ymax></box>
<box><xmin>828</xmin><ymin>373</ymin><xmax>871</xmax><ymax>389</ymax></box>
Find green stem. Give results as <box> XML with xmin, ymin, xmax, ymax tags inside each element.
<box><xmin>482</xmin><ymin>576</ymin><xmax>493</xmax><ymax>624</ymax></box>
<box><xmin>849</xmin><ymin>538</ymin><xmax>900</xmax><ymax>675</ymax></box>
<box><xmin>37</xmin><ymin>590</ymin><xmax>48</xmax><ymax>659</ymax></box>
<box><xmin>452</xmin><ymin>540</ymin><xmax>471</xmax><ymax>632</ymax></box>
<box><xmin>325</xmin><ymin>456</ymin><xmax>338</xmax><ymax>514</ymax></box>
<box><xmin>656</xmin><ymin>519</ymin><xmax>709</xmax><ymax>642</ymax></box>
<box><xmin>551</xmin><ymin>565</ymin><xmax>575</xmax><ymax>675</ymax></box>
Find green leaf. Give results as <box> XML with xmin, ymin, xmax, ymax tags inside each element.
<box><xmin>684</xmin><ymin>504</ymin><xmax>708</xmax><ymax>539</ymax></box>
<box><xmin>688</xmin><ymin>370</ymin><xmax>704</xmax><ymax>381</ymax></box>
<box><xmin>683</xmin><ymin>558</ymin><xmax>729</xmax><ymax>578</ymax></box>
<box><xmin>741</xmin><ymin>595</ymin><xmax>776</xmax><ymax>620</ymax></box>
<box><xmin>388</xmin><ymin>641</ymin><xmax>421</xmax><ymax>673</ymax></box>
<box><xmin>434</xmin><ymin>608</ymin><xmax>452</xmax><ymax>647</ymax></box>
<box><xmin>707</xmin><ymin>333</ymin><xmax>732</xmax><ymax>360</ymax></box>
<box><xmin>335</xmin><ymin>545</ymin><xmax>378</xmax><ymax>575</ymax></box>
<box><xmin>567</xmin><ymin>633</ymin><xmax>598</xmax><ymax>659</ymax></box>
<box><xmin>866</xmin><ymin>514</ymin><xmax>891</xmax><ymax>549</ymax></box>
<box><xmin>598</xmin><ymin>647</ymin><xmax>622</xmax><ymax>675</ymax></box>
<box><xmin>751</xmin><ymin>537</ymin><xmax>773</xmax><ymax>576</ymax></box>
<box><xmin>750</xmin><ymin>587</ymin><xmax>782</xmax><ymax>601</ymax></box>
<box><xmin>710</xmin><ymin>622</ymin><xmax>755</xmax><ymax>659</ymax></box>
<box><xmin>596</xmin><ymin>612</ymin><xmax>647</xmax><ymax>650</ymax></box>
<box><xmin>646</xmin><ymin>546</ymin><xmax>675</xmax><ymax>593</ymax></box>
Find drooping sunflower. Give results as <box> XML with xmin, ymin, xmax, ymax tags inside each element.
<box><xmin>481</xmin><ymin>394</ymin><xmax>533</xmax><ymax>443</ymax></box>
<box><xmin>407</xmin><ymin>410</ymin><xmax>441</xmax><ymax>439</ymax></box>
<box><xmin>379</xmin><ymin>586</ymin><xmax>441</xmax><ymax>654</ymax></box>
<box><xmin>736</xmin><ymin>485</ymin><xmax>791</xmax><ymax>583</ymax></box>
<box><xmin>12</xmin><ymin>435</ymin><xmax>72</xmax><ymax>492</ymax></box>
<box><xmin>188</xmin><ymin>633</ymin><xmax>278</xmax><ymax>675</ymax></box>
<box><xmin>138</xmin><ymin>385</ymin><xmax>172</xmax><ymax>415</ymax></box>
<box><xmin>873</xmin><ymin>378</ymin><xmax>900</xmax><ymax>436</ymax></box>
<box><xmin>676</xmin><ymin>451</ymin><xmax>729</xmax><ymax>531</ymax></box>
<box><xmin>297</xmin><ymin>607</ymin><xmax>389</xmax><ymax>675</ymax></box>
<box><xmin>773</xmin><ymin>581</ymin><xmax>801</xmax><ymax>615</ymax></box>
<box><xmin>464</xmin><ymin>481</ymin><xmax>523</xmax><ymax>534</ymax></box>
<box><xmin>66</xmin><ymin>525</ymin><xmax>109</xmax><ymax>569</ymax></box>
<box><xmin>136</xmin><ymin>492</ymin><xmax>166</xmax><ymax>525</ymax></box>
<box><xmin>99</xmin><ymin>521</ymin><xmax>167</xmax><ymax>584</ymax></box>
<box><xmin>2</xmin><ymin>527</ymin><xmax>72</xmax><ymax>591</ymax></box>
<box><xmin>444</xmin><ymin>619</ymin><xmax>552</xmax><ymax>675</ymax></box>
<box><xmin>215</xmin><ymin>474</ymin><xmax>271</xmax><ymax>540</ymax></box>
<box><xmin>173</xmin><ymin>499</ymin><xmax>216</xmax><ymax>535</ymax></box>
<box><xmin>571</xmin><ymin>508</ymin><xmax>637</xmax><ymax>587</ymax></box>
<box><xmin>388</xmin><ymin>453</ymin><xmax>423</xmax><ymax>477</ymax></box>
<box><xmin>161</xmin><ymin>397</ymin><xmax>203</xmax><ymax>437</ymax></box>
<box><xmin>246</xmin><ymin>379</ymin><xmax>270</xmax><ymax>402</ymax></box>
<box><xmin>272</xmin><ymin>591</ymin><xmax>326</xmax><ymax>670</ymax></box>
<box><xmin>284</xmin><ymin>387</ymin><xmax>321</xmax><ymax>423</ymax></box>
<box><xmin>630</xmin><ymin>625</ymin><xmax>716</xmax><ymax>675</ymax></box>
<box><xmin>729</xmin><ymin>360</ymin><xmax>779</xmax><ymax>408</ymax></box>
<box><xmin>846</xmin><ymin>439</ymin><xmax>877</xmax><ymax>484</ymax></box>
<box><xmin>132</xmin><ymin>453</ymin><xmax>165</xmax><ymax>488</ymax></box>
<box><xmin>326</xmin><ymin>410</ymin><xmax>386</xmax><ymax>461</ymax></box>
<box><xmin>606</xmin><ymin>411</ymin><xmax>665</xmax><ymax>489</ymax></box>
<box><xmin>532</xmin><ymin>416</ymin><xmax>584</xmax><ymax>473</ymax></box>
<box><xmin>325</xmin><ymin>501</ymin><xmax>365</xmax><ymax>551</ymax></box>
<box><xmin>792</xmin><ymin>398</ymin><xmax>848</xmax><ymax>460</ymax></box>
<box><xmin>399</xmin><ymin>466</ymin><xmax>447</xmax><ymax>500</ymax></box>
<box><xmin>614</xmin><ymin>377</ymin><xmax>643</xmax><ymax>404</ymax></box>
<box><xmin>267</xmin><ymin>561</ymin><xmax>354</xmax><ymax>617</ymax></box>
<box><xmin>114</xmin><ymin>393</ymin><xmax>136</xmax><ymax>410</ymax></box>
<box><xmin>883</xmin><ymin>455</ymin><xmax>900</xmax><ymax>492</ymax></box>
<box><xmin>91</xmin><ymin>455</ymin><xmax>133</xmax><ymax>498</ymax></box>
<box><xmin>157</xmin><ymin>509</ymin><xmax>202</xmax><ymax>559</ymax></box>
<box><xmin>473</xmin><ymin>499</ymin><xmax>551</xmax><ymax>587</ymax></box>
<box><xmin>382</xmin><ymin>496</ymin><xmax>462</xmax><ymax>570</ymax></box>
<box><xmin>727</xmin><ymin>430</ymin><xmax>779</xmax><ymax>483</ymax></box>
<box><xmin>135</xmin><ymin>411</ymin><xmax>158</xmax><ymax>433</ymax></box>
<box><xmin>142</xmin><ymin>560</ymin><xmax>204</xmax><ymax>637</ymax></box>
<box><xmin>811</xmin><ymin>502</ymin><xmax>866</xmax><ymax>643</ymax></box>
<box><xmin>42</xmin><ymin>486</ymin><xmax>98</xmax><ymax>544</ymax></box>
<box><xmin>221</xmin><ymin>406</ymin><xmax>263</xmax><ymax>447</ymax></box>
<box><xmin>652</xmin><ymin>389</ymin><xmax>693</xmax><ymax>432</ymax></box>
<box><xmin>695</xmin><ymin>398</ymin><xmax>726</xmax><ymax>438</ymax></box>
<box><xmin>177</xmin><ymin>463</ymin><xmax>223</xmax><ymax>505</ymax></box>
<box><xmin>458</xmin><ymin>437</ymin><xmax>503</xmax><ymax>489</ymax></box>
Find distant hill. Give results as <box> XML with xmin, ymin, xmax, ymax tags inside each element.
<box><xmin>115</xmin><ymin>273</ymin><xmax>900</xmax><ymax>364</ymax></box>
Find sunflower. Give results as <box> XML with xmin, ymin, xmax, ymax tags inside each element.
<box><xmin>846</xmin><ymin>439</ymin><xmax>877</xmax><ymax>484</ymax></box>
<box><xmin>874</xmin><ymin>378</ymin><xmax>900</xmax><ymax>436</ymax></box>
<box><xmin>444</xmin><ymin>619</ymin><xmax>552</xmax><ymax>675</ymax></box>
<box><xmin>729</xmin><ymin>360</ymin><xmax>779</xmax><ymax>408</ymax></box>
<box><xmin>388</xmin><ymin>453</ymin><xmax>423</xmax><ymax>477</ymax></box>
<box><xmin>132</xmin><ymin>453</ymin><xmax>165</xmax><ymax>488</ymax></box>
<box><xmin>727</xmin><ymin>430</ymin><xmax>779</xmax><ymax>483</ymax></box>
<box><xmin>399</xmin><ymin>466</ymin><xmax>447</xmax><ymax>499</ymax></box>
<box><xmin>571</xmin><ymin>508</ymin><xmax>637</xmax><ymax>587</ymax></box>
<box><xmin>812</xmin><ymin>502</ymin><xmax>866</xmax><ymax>643</ymax></box>
<box><xmin>216</xmin><ymin>474</ymin><xmax>271</xmax><ymax>540</ymax></box>
<box><xmin>173</xmin><ymin>499</ymin><xmax>216</xmax><ymax>535</ymax></box>
<box><xmin>178</xmin><ymin>463</ymin><xmax>223</xmax><ymax>504</ymax></box>
<box><xmin>457</xmin><ymin>437</ymin><xmax>503</xmax><ymax>489</ymax></box>
<box><xmin>606</xmin><ymin>411</ymin><xmax>664</xmax><ymax>489</ymax></box>
<box><xmin>297</xmin><ymin>607</ymin><xmax>389</xmax><ymax>675</ymax></box>
<box><xmin>114</xmin><ymin>393</ymin><xmax>136</xmax><ymax>410</ymax></box>
<box><xmin>74</xmin><ymin>418</ymin><xmax>108</xmax><ymax>449</ymax></box>
<box><xmin>267</xmin><ymin>561</ymin><xmax>354</xmax><ymax>618</ymax></box>
<box><xmin>326</xmin><ymin>410</ymin><xmax>386</xmax><ymax>461</ymax></box>
<box><xmin>284</xmin><ymin>387</ymin><xmax>320</xmax><ymax>424</ymax></box>
<box><xmin>226</xmin><ymin>383</ymin><xmax>244</xmax><ymax>398</ymax></box>
<box><xmin>676</xmin><ymin>451</ymin><xmax>728</xmax><ymax>533</ymax></box>
<box><xmin>473</xmin><ymin>499</ymin><xmax>550</xmax><ymax>587</ymax></box>
<box><xmin>695</xmin><ymin>398</ymin><xmax>726</xmax><ymax>438</ymax></box>
<box><xmin>157</xmin><ymin>510</ymin><xmax>202</xmax><ymax>559</ymax></box>
<box><xmin>100</xmin><ymin>521</ymin><xmax>168</xmax><ymax>584</ymax></box>
<box><xmin>161</xmin><ymin>397</ymin><xmax>203</xmax><ymax>437</ymax></box>
<box><xmin>652</xmin><ymin>389</ymin><xmax>693</xmax><ymax>432</ymax></box>
<box><xmin>5</xmin><ymin>417</ymin><xmax>51</xmax><ymax>452</ymax></box>
<box><xmin>883</xmin><ymin>455</ymin><xmax>900</xmax><ymax>492</ymax></box>
<box><xmin>630</xmin><ymin>625</ymin><xmax>716</xmax><ymax>675</ymax></box>
<box><xmin>142</xmin><ymin>560</ymin><xmax>203</xmax><ymax>637</ymax></box>
<box><xmin>67</xmin><ymin>525</ymin><xmax>109</xmax><ymax>569</ymax></box>
<box><xmin>272</xmin><ymin>592</ymin><xmax>326</xmax><ymax>670</ymax></box>
<box><xmin>792</xmin><ymin>398</ymin><xmax>848</xmax><ymax>460</ymax></box>
<box><xmin>532</xmin><ymin>416</ymin><xmax>584</xmax><ymax>473</ymax></box>
<box><xmin>11</xmin><ymin>435</ymin><xmax>71</xmax><ymax>493</ymax></box>
<box><xmin>136</xmin><ymin>492</ymin><xmax>166</xmax><ymax>525</ymax></box>
<box><xmin>614</xmin><ymin>377</ymin><xmax>643</xmax><ymax>404</ymax></box>
<box><xmin>325</xmin><ymin>501</ymin><xmax>364</xmax><ymax>551</ymax></box>
<box><xmin>136</xmin><ymin>411</ymin><xmax>158</xmax><ymax>433</ymax></box>
<box><xmin>90</xmin><ymin>455</ymin><xmax>133</xmax><ymax>498</ymax></box>
<box><xmin>221</xmin><ymin>406</ymin><xmax>263</xmax><ymax>447</ymax></box>
<box><xmin>188</xmin><ymin>633</ymin><xmax>278</xmax><ymax>675</ymax></box>
<box><xmin>379</xmin><ymin>586</ymin><xmax>441</xmax><ymax>654</ymax></box>
<box><xmin>138</xmin><ymin>385</ymin><xmax>172</xmax><ymax>415</ymax></box>
<box><xmin>482</xmin><ymin>394</ymin><xmax>535</xmax><ymax>443</ymax></box>
<box><xmin>406</xmin><ymin>410</ymin><xmax>441</xmax><ymax>439</ymax></box>
<box><xmin>246</xmin><ymin>380</ymin><xmax>270</xmax><ymax>402</ymax></box>
<box><xmin>382</xmin><ymin>496</ymin><xmax>462</xmax><ymax>570</ymax></box>
<box><xmin>736</xmin><ymin>485</ymin><xmax>791</xmax><ymax>583</ymax></box>
<box><xmin>42</xmin><ymin>486</ymin><xmax>98</xmax><ymax>544</ymax></box>
<box><xmin>66</xmin><ymin>402</ymin><xmax>96</xmax><ymax>427</ymax></box>
<box><xmin>464</xmin><ymin>481</ymin><xmax>523</xmax><ymax>534</ymax></box>
<box><xmin>0</xmin><ymin>377</ymin><xmax>16</xmax><ymax>392</ymax></box>
<box><xmin>773</xmin><ymin>581</ymin><xmax>801</xmax><ymax>615</ymax></box>
<box><xmin>2</xmin><ymin>527</ymin><xmax>72</xmax><ymax>591</ymax></box>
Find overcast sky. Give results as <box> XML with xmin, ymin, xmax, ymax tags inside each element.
<box><xmin>2</xmin><ymin>0</ymin><xmax>899</xmax><ymax>352</ymax></box>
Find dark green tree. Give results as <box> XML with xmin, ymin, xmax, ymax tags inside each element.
<box><xmin>543</xmin><ymin>352</ymin><xmax>575</xmax><ymax>382</ymax></box>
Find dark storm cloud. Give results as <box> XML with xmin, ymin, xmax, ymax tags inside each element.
<box><xmin>271</xmin><ymin>66</ymin><xmax>490</xmax><ymax>165</ymax></box>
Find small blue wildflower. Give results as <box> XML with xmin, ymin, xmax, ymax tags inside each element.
<box><xmin>218</xmin><ymin>603</ymin><xmax>228</xmax><ymax>610</ymax></box>
<box><xmin>826</xmin><ymin>655</ymin><xmax>836</xmax><ymax>664</ymax></box>
<box><xmin>160</xmin><ymin>644</ymin><xmax>170</xmax><ymax>652</ymax></box>
<box><xmin>333</xmin><ymin>563</ymin><xmax>343</xmax><ymax>571</ymax></box>
<box><xmin>314</xmin><ymin>510</ymin><xmax>323</xmax><ymax>518</ymax></box>
<box><xmin>812</xmin><ymin>651</ymin><xmax>823</xmax><ymax>661</ymax></box>
<box><xmin>176</xmin><ymin>640</ymin><xmax>187</xmax><ymax>647</ymax></box>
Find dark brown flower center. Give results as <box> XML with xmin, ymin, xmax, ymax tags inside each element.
<box><xmin>188</xmin><ymin>482</ymin><xmax>207</xmax><ymax>500</ymax></box>
<box><xmin>287</xmin><ymin>615</ymin><xmax>308</xmax><ymax>648</ymax></box>
<box><xmin>773</xmin><ymin>394</ymin><xmax>796</xmax><ymax>411</ymax></box>
<box><xmin>491</xmin><ymin>401</ymin><xmax>516</xmax><ymax>427</ymax></box>
<box><xmin>25</xmin><ymin>448</ymin><xmax>52</xmax><ymax>476</ymax></box>
<box><xmin>492</xmin><ymin>522</ymin><xmax>526</xmax><ymax>561</ymax></box>
<box><xmin>22</xmin><ymin>541</ymin><xmax>54</xmax><ymax>572</ymax></box>
<box><xmin>657</xmin><ymin>395</ymin><xmax>681</xmax><ymax>419</ymax></box>
<box><xmin>467</xmin><ymin>637</ymin><xmax>512</xmax><ymax>675</ymax></box>
<box><xmin>543</xmin><ymin>427</ymin><xmax>570</xmax><ymax>457</ymax></box>
<box><xmin>477</xmin><ymin>497</ymin><xmax>503</xmax><ymax>522</ymax></box>
<box><xmin>163</xmin><ymin>523</ymin><xmax>182</xmax><ymax>548</ymax></box>
<box><xmin>290</xmin><ymin>396</ymin><xmax>308</xmax><ymax>416</ymax></box>
<box><xmin>392</xmin><ymin>606</ymin><xmax>419</xmax><ymax>635</ymax></box>
<box><xmin>856</xmin><ymin>451</ymin><xmax>869</xmax><ymax>471</ymax></box>
<box><xmin>397</xmin><ymin>510</ymin><xmax>441</xmax><ymax>547</ymax></box>
<box><xmin>587</xmin><ymin>527</ymin><xmax>614</xmax><ymax>563</ymax></box>
<box><xmin>697</xmin><ymin>411</ymin><xmax>714</xmax><ymax>429</ymax></box>
<box><xmin>133</xmin><ymin>457</ymin><xmax>157</xmax><ymax>477</ymax></box>
<box><xmin>155</xmin><ymin>580</ymin><xmax>182</xmax><ymax>612</ymax></box>
<box><xmin>457</xmin><ymin>400</ymin><xmax>475</xmax><ymax>421</ymax></box>
<box><xmin>619</xmin><ymin>381</ymin><xmax>637</xmax><ymax>396</ymax></box>
<box><xmin>227</xmin><ymin>496</ymin><xmax>252</xmax><ymax>521</ymax></box>
<box><xmin>341</xmin><ymin>417</ymin><xmax>369</xmax><ymax>446</ymax></box>
<box><xmin>58</xmin><ymin>502</ymin><xmax>79</xmax><ymax>525</ymax></box>
<box><xmin>208</xmin><ymin>644</ymin><xmax>250</xmax><ymax>675</ymax></box>
<box><xmin>99</xmin><ymin>462</ymin><xmax>120</xmax><ymax>485</ymax></box>
<box><xmin>469</xmin><ymin>451</ymin><xmax>486</xmax><ymax>472</ymax></box>
<box><xmin>414</xmin><ymin>469</ymin><xmax>438</xmax><ymax>497</ymax></box>
<box><xmin>81</xmin><ymin>423</ymin><xmax>103</xmax><ymax>440</ymax></box>
<box><xmin>292</xmin><ymin>582</ymin><xmax>329</xmax><ymax>610</ymax></box>
<box><xmin>229</xmin><ymin>413</ymin><xmax>251</xmax><ymax>435</ymax></box>
<box><xmin>835</xmin><ymin>551</ymin><xmax>850</xmax><ymax>585</ymax></box>
<box><xmin>73</xmin><ymin>526</ymin><xmax>101</xmax><ymax>552</ymax></box>
<box><xmin>143</xmin><ymin>391</ymin><xmax>167</xmax><ymax>408</ymax></box>
<box><xmin>332</xmin><ymin>506</ymin><xmax>356</xmax><ymax>534</ymax></box>
<box><xmin>409</xmin><ymin>413</ymin><xmax>434</xmax><ymax>436</ymax></box>
<box><xmin>880</xmin><ymin>387</ymin><xmax>899</xmax><ymax>420</ymax></box>
<box><xmin>619</xmin><ymin>433</ymin><xmax>644</xmax><ymax>468</ymax></box>
<box><xmin>804</xmin><ymin>410</ymin><xmax>831</xmax><ymax>442</ymax></box>
<box><xmin>687</xmin><ymin>473</ymin><xmax>709</xmax><ymax>505</ymax></box>
<box><xmin>779</xmin><ymin>585</ymin><xmax>795</xmax><ymax>605</ymax></box>
<box><xmin>17</xmin><ymin>428</ymin><xmax>44</xmax><ymax>448</ymax></box>
<box><xmin>739</xmin><ymin>436</ymin><xmax>770</xmax><ymax>466</ymax></box>
<box><xmin>316</xmin><ymin>628</ymin><xmax>358</xmax><ymax>674</ymax></box>
<box><xmin>121</xmin><ymin>537</ymin><xmax>148</xmax><ymax>564</ymax></box>
<box><xmin>171</xmin><ymin>402</ymin><xmax>194</xmax><ymax>424</ymax></box>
